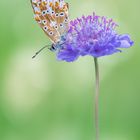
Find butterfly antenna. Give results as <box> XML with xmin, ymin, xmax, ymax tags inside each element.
<box><xmin>32</xmin><ymin>45</ymin><xmax>51</xmax><ymax>59</ymax></box>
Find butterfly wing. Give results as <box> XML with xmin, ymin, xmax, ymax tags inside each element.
<box><xmin>53</xmin><ymin>0</ymin><xmax>69</xmax><ymax>35</ymax></box>
<box><xmin>30</xmin><ymin>0</ymin><xmax>69</xmax><ymax>43</ymax></box>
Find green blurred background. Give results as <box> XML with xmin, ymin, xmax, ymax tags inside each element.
<box><xmin>0</xmin><ymin>0</ymin><xmax>139</xmax><ymax>140</ymax></box>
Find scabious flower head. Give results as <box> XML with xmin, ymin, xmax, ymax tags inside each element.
<box><xmin>57</xmin><ymin>13</ymin><xmax>134</xmax><ymax>62</ymax></box>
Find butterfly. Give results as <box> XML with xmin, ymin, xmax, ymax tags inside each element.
<box><xmin>30</xmin><ymin>0</ymin><xmax>69</xmax><ymax>58</ymax></box>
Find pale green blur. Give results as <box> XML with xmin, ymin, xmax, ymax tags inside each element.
<box><xmin>0</xmin><ymin>0</ymin><xmax>139</xmax><ymax>140</ymax></box>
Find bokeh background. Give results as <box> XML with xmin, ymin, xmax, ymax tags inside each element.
<box><xmin>0</xmin><ymin>0</ymin><xmax>139</xmax><ymax>140</ymax></box>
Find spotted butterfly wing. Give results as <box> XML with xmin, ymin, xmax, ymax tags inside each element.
<box><xmin>30</xmin><ymin>0</ymin><xmax>69</xmax><ymax>44</ymax></box>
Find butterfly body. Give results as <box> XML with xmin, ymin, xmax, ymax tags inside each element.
<box><xmin>50</xmin><ymin>34</ymin><xmax>66</xmax><ymax>51</ymax></box>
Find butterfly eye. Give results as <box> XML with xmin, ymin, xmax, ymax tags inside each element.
<box><xmin>60</xmin><ymin>23</ymin><xmax>63</xmax><ymax>27</ymax></box>
<box><xmin>64</xmin><ymin>19</ymin><xmax>68</xmax><ymax>23</ymax></box>
<box><xmin>55</xmin><ymin>13</ymin><xmax>59</xmax><ymax>17</ymax></box>
<box><xmin>43</xmin><ymin>26</ymin><xmax>48</xmax><ymax>31</ymax></box>
<box><xmin>55</xmin><ymin>25</ymin><xmax>58</xmax><ymax>29</ymax></box>
<box><xmin>52</xmin><ymin>11</ymin><xmax>54</xmax><ymax>14</ymax></box>
<box><xmin>42</xmin><ymin>10</ymin><xmax>46</xmax><ymax>15</ymax></box>
<box><xmin>46</xmin><ymin>10</ymin><xmax>50</xmax><ymax>14</ymax></box>
<box><xmin>59</xmin><ymin>12</ymin><xmax>64</xmax><ymax>17</ymax></box>
<box><xmin>49</xmin><ymin>31</ymin><xmax>53</xmax><ymax>36</ymax></box>
<box><xmin>42</xmin><ymin>20</ymin><xmax>47</xmax><ymax>24</ymax></box>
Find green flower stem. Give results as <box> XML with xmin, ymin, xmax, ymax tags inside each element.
<box><xmin>94</xmin><ymin>57</ymin><xmax>100</xmax><ymax>140</ymax></box>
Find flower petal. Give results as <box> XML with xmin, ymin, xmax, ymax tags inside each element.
<box><xmin>57</xmin><ymin>45</ymin><xmax>80</xmax><ymax>62</ymax></box>
<box><xmin>118</xmin><ymin>34</ymin><xmax>134</xmax><ymax>48</ymax></box>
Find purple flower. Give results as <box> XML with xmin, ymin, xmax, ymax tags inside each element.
<box><xmin>57</xmin><ymin>13</ymin><xmax>134</xmax><ymax>62</ymax></box>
